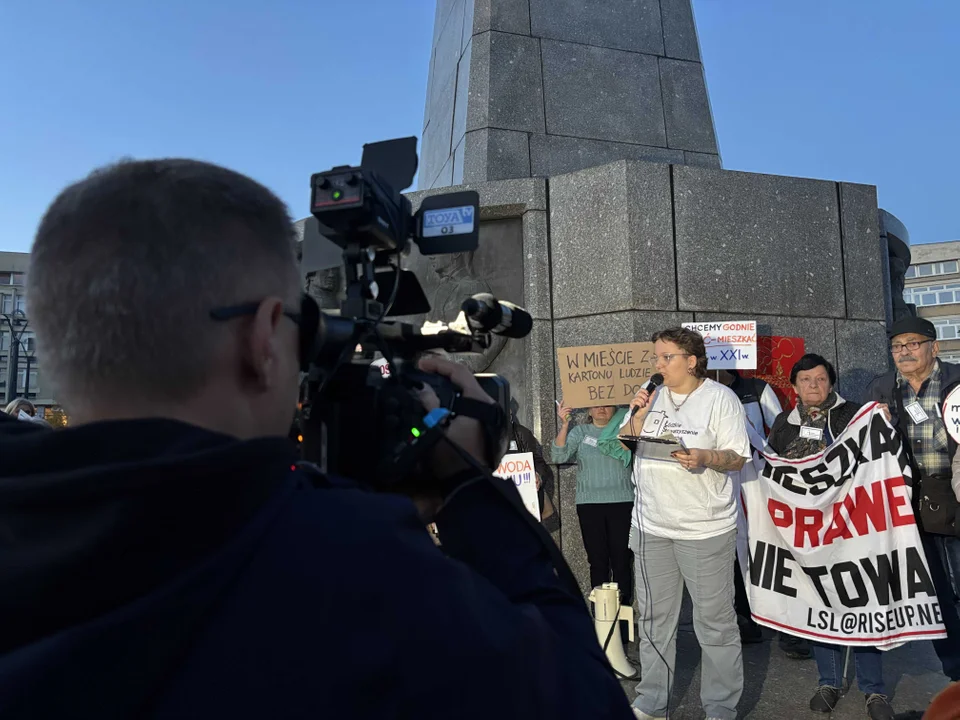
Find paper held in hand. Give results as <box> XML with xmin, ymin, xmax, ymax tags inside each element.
<box><xmin>618</xmin><ymin>412</ymin><xmax>687</xmax><ymax>464</ymax></box>
<box><xmin>682</xmin><ymin>320</ymin><xmax>757</xmax><ymax>370</ymax></box>
<box><xmin>493</xmin><ymin>452</ymin><xmax>540</xmax><ymax>520</ymax></box>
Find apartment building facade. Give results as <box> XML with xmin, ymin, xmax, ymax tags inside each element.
<box><xmin>903</xmin><ymin>240</ymin><xmax>960</xmax><ymax>362</ymax></box>
<box><xmin>0</xmin><ymin>251</ymin><xmax>54</xmax><ymax>409</ymax></box>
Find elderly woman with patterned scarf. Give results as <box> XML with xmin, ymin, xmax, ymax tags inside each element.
<box><xmin>767</xmin><ymin>354</ymin><xmax>893</xmax><ymax>720</ymax></box>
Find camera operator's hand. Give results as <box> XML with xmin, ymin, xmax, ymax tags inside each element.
<box><xmin>417</xmin><ymin>356</ymin><xmax>495</xmax><ymax>481</ymax></box>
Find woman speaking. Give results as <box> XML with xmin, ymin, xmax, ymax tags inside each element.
<box><xmin>624</xmin><ymin>327</ymin><xmax>750</xmax><ymax>720</ymax></box>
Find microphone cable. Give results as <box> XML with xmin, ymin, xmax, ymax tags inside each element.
<box><xmin>629</xmin><ymin>398</ymin><xmax>674</xmax><ymax>719</ymax></box>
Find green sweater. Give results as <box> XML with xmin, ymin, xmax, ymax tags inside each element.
<box><xmin>551</xmin><ymin>422</ymin><xmax>634</xmax><ymax>505</ymax></box>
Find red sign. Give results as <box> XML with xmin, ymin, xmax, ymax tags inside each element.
<box><xmin>742</xmin><ymin>336</ymin><xmax>805</xmax><ymax>410</ymax></box>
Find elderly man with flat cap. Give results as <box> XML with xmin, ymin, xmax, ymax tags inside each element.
<box><xmin>867</xmin><ymin>316</ymin><xmax>960</xmax><ymax>685</ymax></box>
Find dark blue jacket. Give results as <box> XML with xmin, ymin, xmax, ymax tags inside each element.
<box><xmin>0</xmin><ymin>418</ymin><xmax>631</xmax><ymax>719</ymax></box>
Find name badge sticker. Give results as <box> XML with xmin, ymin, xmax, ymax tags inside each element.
<box><xmin>799</xmin><ymin>426</ymin><xmax>824</xmax><ymax>441</ymax></box>
<box><xmin>904</xmin><ymin>401</ymin><xmax>930</xmax><ymax>424</ymax></box>
<box><xmin>583</xmin><ymin>436</ymin><xmax>598</xmax><ymax>447</ymax></box>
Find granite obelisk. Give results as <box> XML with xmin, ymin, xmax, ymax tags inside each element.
<box><xmin>420</xmin><ymin>0</ymin><xmax>721</xmax><ymax>189</ymax></box>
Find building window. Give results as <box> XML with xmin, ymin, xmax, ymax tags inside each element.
<box><xmin>14</xmin><ymin>295</ymin><xmax>25</xmax><ymax>314</ymax></box>
<box><xmin>905</xmin><ymin>260</ymin><xmax>960</xmax><ymax>280</ymax></box>
<box><xmin>0</xmin><ymin>332</ymin><xmax>6</xmax><ymax>351</ymax></box>
<box><xmin>903</xmin><ymin>283</ymin><xmax>960</xmax><ymax>307</ymax></box>
<box><xmin>25</xmin><ymin>337</ymin><xmax>35</xmax><ymax>353</ymax></box>
<box><xmin>17</xmin><ymin>370</ymin><xmax>38</xmax><ymax>391</ymax></box>
<box><xmin>0</xmin><ymin>294</ymin><xmax>10</xmax><ymax>314</ymax></box>
<box><xmin>931</xmin><ymin>316</ymin><xmax>960</xmax><ymax>340</ymax></box>
<box><xmin>940</xmin><ymin>351</ymin><xmax>960</xmax><ymax>364</ymax></box>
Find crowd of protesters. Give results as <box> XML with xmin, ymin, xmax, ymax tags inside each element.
<box><xmin>548</xmin><ymin>320</ymin><xmax>960</xmax><ymax>720</ymax></box>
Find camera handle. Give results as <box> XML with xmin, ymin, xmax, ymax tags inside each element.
<box><xmin>340</xmin><ymin>243</ymin><xmax>385</xmax><ymax>321</ymax></box>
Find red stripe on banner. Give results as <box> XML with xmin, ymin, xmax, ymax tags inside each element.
<box><xmin>751</xmin><ymin>612</ymin><xmax>947</xmax><ymax>643</ymax></box>
<box><xmin>760</xmin><ymin>402</ymin><xmax>880</xmax><ymax>466</ymax></box>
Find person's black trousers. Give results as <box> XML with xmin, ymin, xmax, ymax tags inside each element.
<box><xmin>921</xmin><ymin>529</ymin><xmax>960</xmax><ymax>681</ymax></box>
<box><xmin>576</xmin><ymin>502</ymin><xmax>634</xmax><ymax>604</ymax></box>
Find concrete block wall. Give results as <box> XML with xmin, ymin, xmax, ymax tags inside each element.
<box><xmin>420</xmin><ymin>0</ymin><xmax>720</xmax><ymax>189</ymax></box>
<box><xmin>546</xmin><ymin>160</ymin><xmax>890</xmax><ymax>591</ymax></box>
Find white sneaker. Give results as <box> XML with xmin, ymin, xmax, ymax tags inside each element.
<box><xmin>632</xmin><ymin>708</ymin><xmax>666</xmax><ymax>720</ymax></box>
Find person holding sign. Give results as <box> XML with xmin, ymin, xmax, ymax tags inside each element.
<box><xmin>868</xmin><ymin>316</ymin><xmax>960</xmax><ymax>687</ymax></box>
<box><xmin>552</xmin><ymin>403</ymin><xmax>635</xmax><ymax>611</ymax></box>
<box><xmin>766</xmin><ymin>355</ymin><xmax>897</xmax><ymax>720</ymax></box>
<box><xmin>766</xmin><ymin>354</ymin><xmax>858</xmax><ymax>667</ymax></box>
<box><xmin>623</xmin><ymin>327</ymin><xmax>750</xmax><ymax>720</ymax></box>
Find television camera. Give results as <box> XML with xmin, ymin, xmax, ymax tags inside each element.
<box><xmin>297</xmin><ymin>137</ymin><xmax>531</xmax><ymax>491</ymax></box>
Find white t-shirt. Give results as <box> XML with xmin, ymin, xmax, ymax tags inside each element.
<box><xmin>622</xmin><ymin>378</ymin><xmax>751</xmax><ymax>540</ymax></box>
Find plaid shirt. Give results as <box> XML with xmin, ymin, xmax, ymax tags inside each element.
<box><xmin>899</xmin><ymin>361</ymin><xmax>950</xmax><ymax>476</ymax></box>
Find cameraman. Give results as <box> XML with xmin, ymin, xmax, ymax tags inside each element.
<box><xmin>0</xmin><ymin>159</ymin><xmax>632</xmax><ymax>719</ymax></box>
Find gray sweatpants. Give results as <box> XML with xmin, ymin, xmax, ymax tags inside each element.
<box><xmin>630</xmin><ymin>529</ymin><xmax>742</xmax><ymax>720</ymax></box>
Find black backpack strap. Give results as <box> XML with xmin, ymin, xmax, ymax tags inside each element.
<box><xmin>512</xmin><ymin>422</ymin><xmax>527</xmax><ymax>454</ymax></box>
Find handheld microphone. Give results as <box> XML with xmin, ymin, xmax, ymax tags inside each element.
<box><xmin>628</xmin><ymin>373</ymin><xmax>664</xmax><ymax>419</ymax></box>
<box><xmin>461</xmin><ymin>293</ymin><xmax>533</xmax><ymax>339</ymax></box>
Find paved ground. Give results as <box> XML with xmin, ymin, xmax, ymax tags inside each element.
<box><xmin>617</xmin><ymin>596</ymin><xmax>950</xmax><ymax>719</ymax></box>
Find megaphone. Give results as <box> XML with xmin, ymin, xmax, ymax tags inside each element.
<box><xmin>588</xmin><ymin>582</ymin><xmax>637</xmax><ymax>678</ymax></box>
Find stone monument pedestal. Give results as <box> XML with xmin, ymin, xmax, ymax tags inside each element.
<box><xmin>407</xmin><ymin>159</ymin><xmax>892</xmax><ymax>590</ymax></box>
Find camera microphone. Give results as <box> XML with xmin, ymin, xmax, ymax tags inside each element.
<box><xmin>628</xmin><ymin>373</ymin><xmax>664</xmax><ymax>419</ymax></box>
<box><xmin>461</xmin><ymin>294</ymin><xmax>533</xmax><ymax>339</ymax></box>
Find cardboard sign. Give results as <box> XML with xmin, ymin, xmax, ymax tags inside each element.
<box><xmin>556</xmin><ymin>342</ymin><xmax>656</xmax><ymax>409</ymax></box>
<box><xmin>494</xmin><ymin>452</ymin><xmax>540</xmax><ymax>520</ymax></box>
<box><xmin>682</xmin><ymin>321</ymin><xmax>757</xmax><ymax>370</ymax></box>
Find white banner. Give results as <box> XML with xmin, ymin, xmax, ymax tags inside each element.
<box><xmin>682</xmin><ymin>320</ymin><xmax>757</xmax><ymax>370</ymax></box>
<box><xmin>494</xmin><ymin>452</ymin><xmax>541</xmax><ymax>521</ymax></box>
<box><xmin>740</xmin><ymin>404</ymin><xmax>947</xmax><ymax>648</ymax></box>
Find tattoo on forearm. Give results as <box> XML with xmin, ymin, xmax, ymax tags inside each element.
<box><xmin>704</xmin><ymin>449</ymin><xmax>745</xmax><ymax>472</ymax></box>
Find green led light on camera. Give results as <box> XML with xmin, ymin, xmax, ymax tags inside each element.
<box><xmin>411</xmin><ymin>427</ymin><xmax>421</xmax><ymax>438</ymax></box>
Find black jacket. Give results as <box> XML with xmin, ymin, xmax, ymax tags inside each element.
<box><xmin>768</xmin><ymin>394</ymin><xmax>862</xmax><ymax>455</ymax></box>
<box><xmin>512</xmin><ymin>421</ymin><xmax>552</xmax><ymax>485</ymax></box>
<box><xmin>866</xmin><ymin>359</ymin><xmax>960</xmax><ymax>464</ymax></box>
<box><xmin>0</xmin><ymin>419</ymin><xmax>631</xmax><ymax>719</ymax></box>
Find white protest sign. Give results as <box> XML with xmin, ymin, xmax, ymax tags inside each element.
<box><xmin>740</xmin><ymin>404</ymin><xmax>946</xmax><ymax>648</ymax></box>
<box><xmin>494</xmin><ymin>452</ymin><xmax>541</xmax><ymax>521</ymax></box>
<box><xmin>943</xmin><ymin>385</ymin><xmax>960</xmax><ymax>443</ymax></box>
<box><xmin>682</xmin><ymin>321</ymin><xmax>757</xmax><ymax>370</ymax></box>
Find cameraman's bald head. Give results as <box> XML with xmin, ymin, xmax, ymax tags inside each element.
<box><xmin>27</xmin><ymin>159</ymin><xmax>302</xmax><ymax>438</ymax></box>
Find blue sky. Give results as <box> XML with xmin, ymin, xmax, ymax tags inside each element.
<box><xmin>1</xmin><ymin>0</ymin><xmax>957</xmax><ymax>253</ymax></box>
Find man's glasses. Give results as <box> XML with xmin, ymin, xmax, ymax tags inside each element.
<box><xmin>210</xmin><ymin>295</ymin><xmax>319</xmax><ymax>371</ymax></box>
<box><xmin>890</xmin><ymin>339</ymin><xmax>933</xmax><ymax>355</ymax></box>
<box><xmin>210</xmin><ymin>302</ymin><xmax>302</xmax><ymax>326</ymax></box>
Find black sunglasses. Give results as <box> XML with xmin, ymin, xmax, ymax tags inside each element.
<box><xmin>209</xmin><ymin>302</ymin><xmax>302</xmax><ymax>326</ymax></box>
<box><xmin>210</xmin><ymin>295</ymin><xmax>320</xmax><ymax>372</ymax></box>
